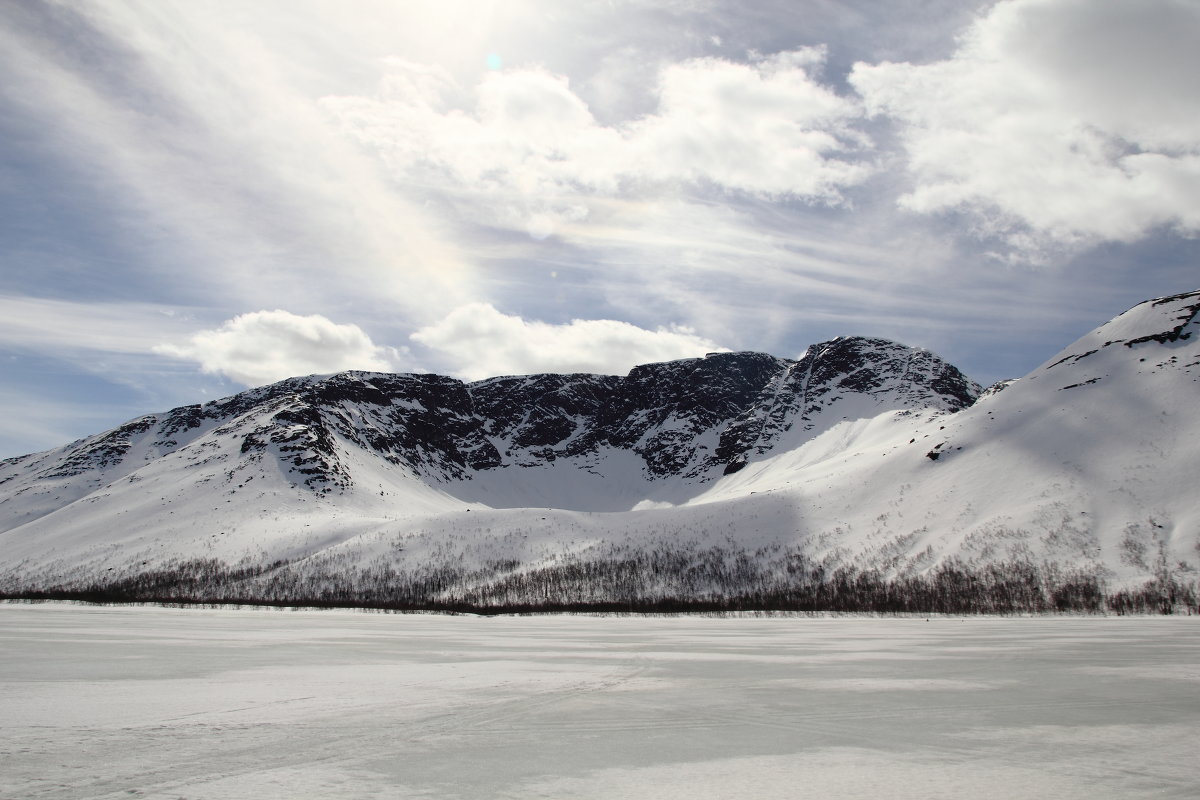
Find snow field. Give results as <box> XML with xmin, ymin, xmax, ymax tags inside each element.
<box><xmin>2</xmin><ymin>603</ymin><xmax>1198</xmax><ymax>799</ymax></box>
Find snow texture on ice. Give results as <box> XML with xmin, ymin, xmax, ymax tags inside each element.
<box><xmin>1</xmin><ymin>604</ymin><xmax>1198</xmax><ymax>799</ymax></box>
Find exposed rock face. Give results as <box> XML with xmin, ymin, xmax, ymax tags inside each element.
<box><xmin>715</xmin><ymin>338</ymin><xmax>979</xmax><ymax>471</ymax></box>
<box><xmin>0</xmin><ymin>338</ymin><xmax>979</xmax><ymax>501</ymax></box>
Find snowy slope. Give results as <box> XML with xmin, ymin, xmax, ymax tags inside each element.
<box><xmin>691</xmin><ymin>290</ymin><xmax>1200</xmax><ymax>585</ymax></box>
<box><xmin>1</xmin><ymin>292</ymin><xmax>1197</xmax><ymax>608</ymax></box>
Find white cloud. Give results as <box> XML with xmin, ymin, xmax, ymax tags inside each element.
<box><xmin>849</xmin><ymin>0</ymin><xmax>1200</xmax><ymax>253</ymax></box>
<box><xmin>410</xmin><ymin>303</ymin><xmax>728</xmax><ymax>380</ymax></box>
<box><xmin>323</xmin><ymin>48</ymin><xmax>869</xmax><ymax>238</ymax></box>
<box><xmin>628</xmin><ymin>50</ymin><xmax>869</xmax><ymax>197</ymax></box>
<box><xmin>155</xmin><ymin>310</ymin><xmax>404</xmax><ymax>386</ymax></box>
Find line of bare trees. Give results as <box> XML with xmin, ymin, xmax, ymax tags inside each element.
<box><xmin>3</xmin><ymin>545</ymin><xmax>1195</xmax><ymax>614</ymax></box>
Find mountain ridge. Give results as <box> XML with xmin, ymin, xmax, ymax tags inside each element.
<box><xmin>2</xmin><ymin>292</ymin><xmax>1198</xmax><ymax>613</ymax></box>
<box><xmin>0</xmin><ymin>336</ymin><xmax>979</xmax><ymax>497</ymax></box>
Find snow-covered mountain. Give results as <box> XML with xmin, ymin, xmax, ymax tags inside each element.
<box><xmin>2</xmin><ymin>291</ymin><xmax>1197</xmax><ymax>612</ymax></box>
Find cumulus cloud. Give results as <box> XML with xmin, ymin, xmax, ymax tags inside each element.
<box><xmin>410</xmin><ymin>303</ymin><xmax>728</xmax><ymax>380</ymax></box>
<box><xmin>155</xmin><ymin>310</ymin><xmax>404</xmax><ymax>386</ymax></box>
<box><xmin>323</xmin><ymin>48</ymin><xmax>869</xmax><ymax>237</ymax></box>
<box><xmin>630</xmin><ymin>49</ymin><xmax>869</xmax><ymax>196</ymax></box>
<box><xmin>850</xmin><ymin>0</ymin><xmax>1200</xmax><ymax>253</ymax></box>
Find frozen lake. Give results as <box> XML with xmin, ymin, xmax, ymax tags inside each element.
<box><xmin>2</xmin><ymin>604</ymin><xmax>1198</xmax><ymax>799</ymax></box>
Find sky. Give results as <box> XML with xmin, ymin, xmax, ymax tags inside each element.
<box><xmin>2</xmin><ymin>0</ymin><xmax>1198</xmax><ymax>459</ymax></box>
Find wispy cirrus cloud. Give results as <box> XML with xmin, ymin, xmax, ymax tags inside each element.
<box><xmin>0</xmin><ymin>1</ymin><xmax>478</xmax><ymax>318</ymax></box>
<box><xmin>0</xmin><ymin>387</ymin><xmax>149</xmax><ymax>458</ymax></box>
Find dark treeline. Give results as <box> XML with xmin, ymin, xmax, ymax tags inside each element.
<box><xmin>3</xmin><ymin>545</ymin><xmax>1196</xmax><ymax>615</ymax></box>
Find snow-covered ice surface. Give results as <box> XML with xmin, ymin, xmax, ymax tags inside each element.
<box><xmin>2</xmin><ymin>604</ymin><xmax>1198</xmax><ymax>799</ymax></box>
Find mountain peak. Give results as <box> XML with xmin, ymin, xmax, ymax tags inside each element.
<box><xmin>1</xmin><ymin>338</ymin><xmax>971</xmax><ymax>509</ymax></box>
<box><xmin>3</xmin><ymin>294</ymin><xmax>1199</xmax><ymax>613</ymax></box>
